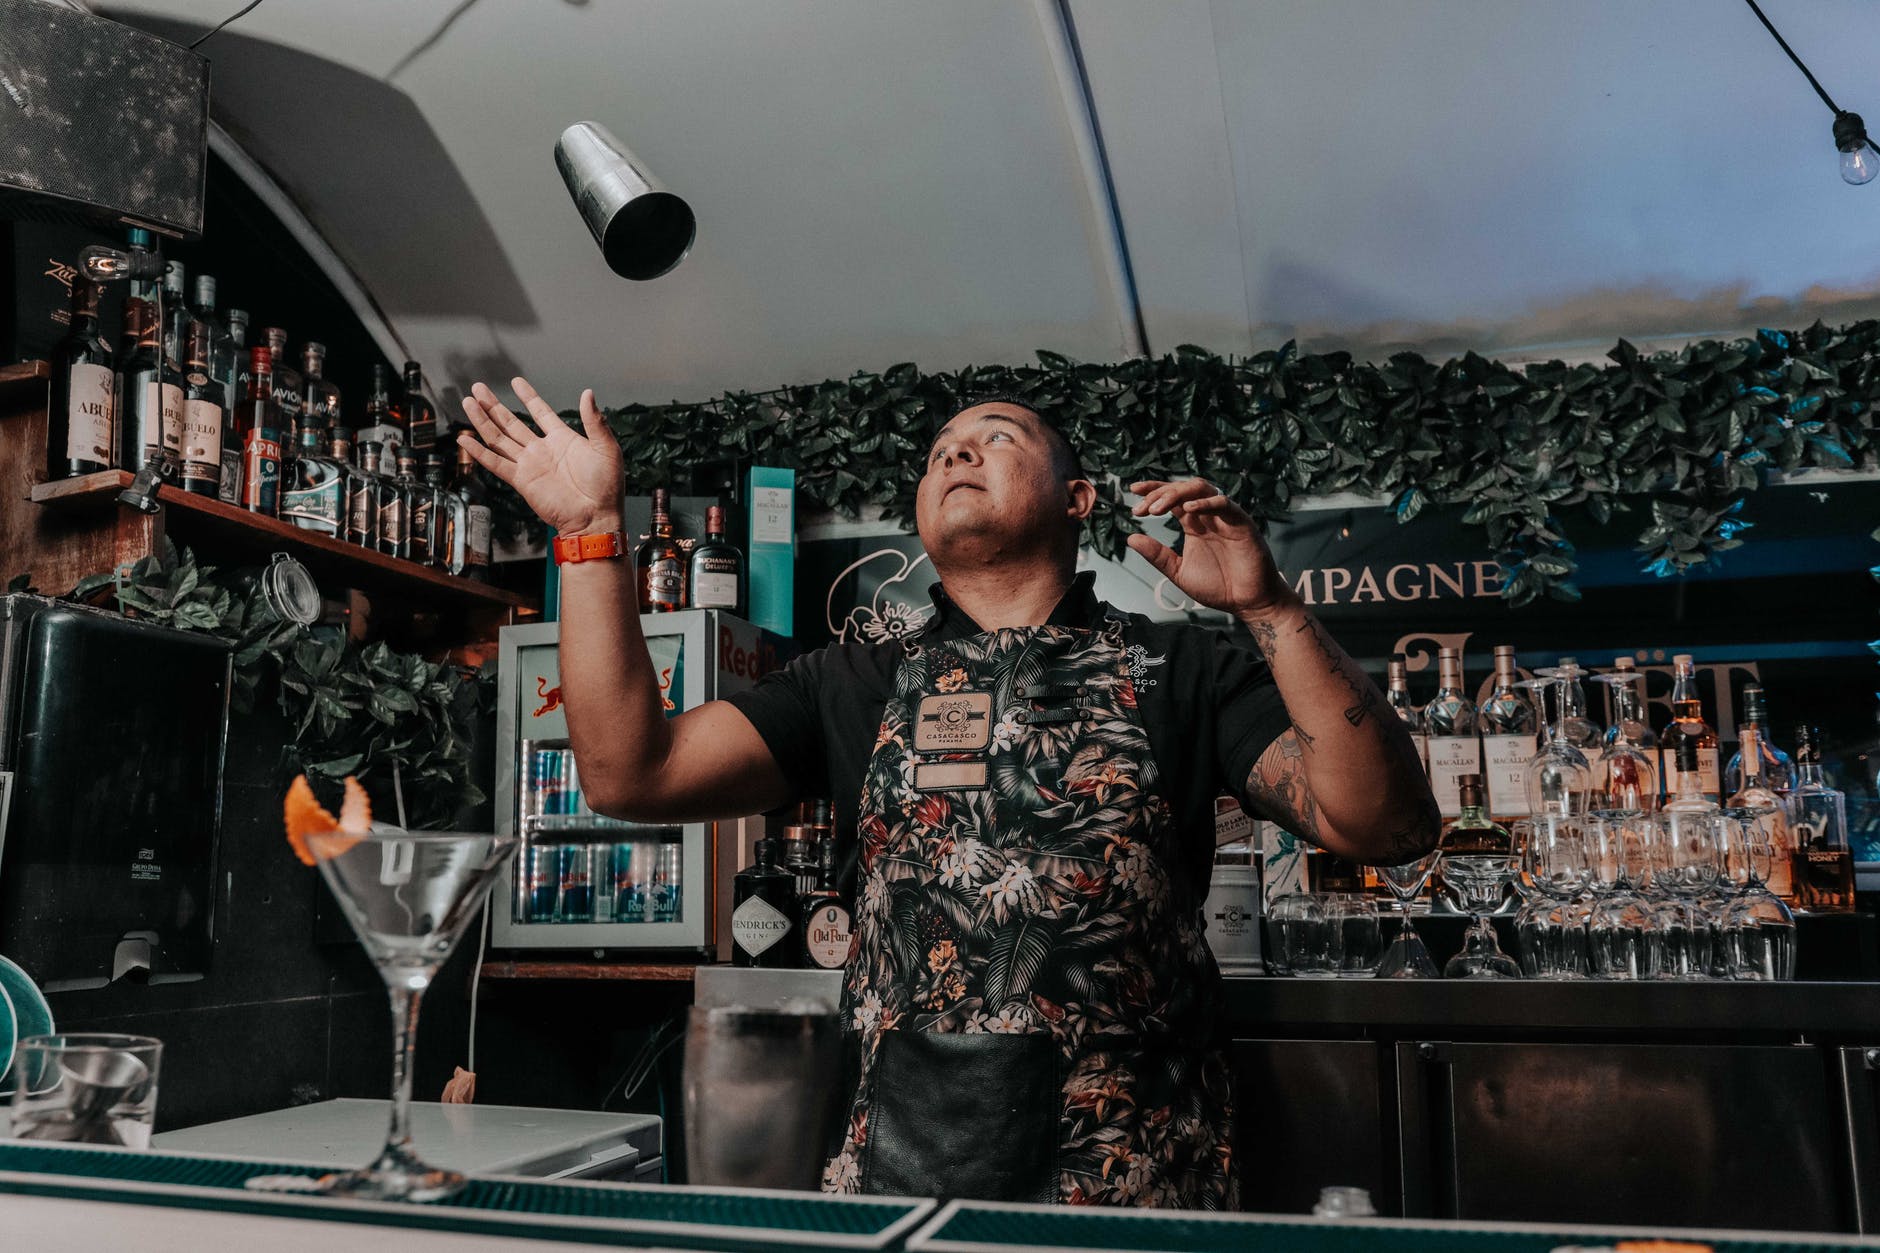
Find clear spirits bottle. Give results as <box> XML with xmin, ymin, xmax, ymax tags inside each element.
<box><xmin>1659</xmin><ymin>654</ymin><xmax>1720</xmax><ymax>802</ymax></box>
<box><xmin>353</xmin><ymin>439</ymin><xmax>387</xmax><ymax>550</ymax></box>
<box><xmin>1724</xmin><ymin>684</ymin><xmax>1794</xmax><ymax>797</ymax></box>
<box><xmin>179</xmin><ymin>319</ymin><xmax>225</xmax><ymax>498</ymax></box>
<box><xmin>1789</xmin><ymin>726</ymin><xmax>1854</xmax><ymax>912</ymax></box>
<box><xmin>330</xmin><ymin>429</ymin><xmax>367</xmax><ymax>547</ymax></box>
<box><xmin>1386</xmin><ymin>653</ymin><xmax>1427</xmax><ymax>771</ymax></box>
<box><xmin>216</xmin><ymin>309</ymin><xmax>249</xmax><ymax>505</ymax></box>
<box><xmin>301</xmin><ymin>342</ymin><xmax>342</xmax><ymax>438</ymax></box>
<box><xmin>376</xmin><ymin>443</ymin><xmax>410</xmax><ymax>558</ymax></box>
<box><xmin>281</xmin><ymin>424</ymin><xmax>343</xmax><ymax>536</ymax></box>
<box><xmin>1726</xmin><ymin>705</ymin><xmax>1794</xmax><ymax>900</ymax></box>
<box><xmin>1424</xmin><ymin>646</ymin><xmax>1481</xmax><ymax>818</ymax></box>
<box><xmin>1479</xmin><ymin>644</ymin><xmax>1538</xmax><ymax>819</ymax></box>
<box><xmin>391</xmin><ymin>448</ymin><xmax>422</xmax><ymax>560</ymax></box>
<box><xmin>420</xmin><ymin>453</ymin><xmax>451</xmax><ymax>569</ymax></box>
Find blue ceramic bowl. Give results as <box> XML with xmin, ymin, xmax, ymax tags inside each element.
<box><xmin>0</xmin><ymin>956</ymin><xmax>53</xmax><ymax>1095</ymax></box>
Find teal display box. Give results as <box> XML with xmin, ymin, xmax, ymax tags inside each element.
<box><xmin>745</xmin><ymin>466</ymin><xmax>796</xmax><ymax>638</ymax></box>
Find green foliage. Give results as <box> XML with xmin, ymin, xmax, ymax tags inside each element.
<box><xmin>531</xmin><ymin>325</ymin><xmax>1879</xmax><ymax>606</ymax></box>
<box><xmin>79</xmin><ymin>541</ymin><xmax>489</xmax><ymax>828</ymax></box>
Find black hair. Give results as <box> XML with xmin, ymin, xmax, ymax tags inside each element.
<box><xmin>933</xmin><ymin>393</ymin><xmax>1087</xmax><ymax>481</ymax></box>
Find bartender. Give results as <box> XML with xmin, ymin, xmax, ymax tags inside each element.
<box><xmin>460</xmin><ymin>382</ymin><xmax>1439</xmax><ymax>1210</ymax></box>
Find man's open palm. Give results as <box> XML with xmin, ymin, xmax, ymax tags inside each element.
<box><xmin>459</xmin><ymin>378</ymin><xmax>623</xmax><ymax>535</ymax></box>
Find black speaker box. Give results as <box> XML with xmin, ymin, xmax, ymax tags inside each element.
<box><xmin>0</xmin><ymin>0</ymin><xmax>209</xmax><ymax>238</ymax></box>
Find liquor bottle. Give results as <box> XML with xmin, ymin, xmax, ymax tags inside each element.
<box><xmin>635</xmin><ymin>488</ymin><xmax>685</xmax><ymax>612</ymax></box>
<box><xmin>45</xmin><ymin>278</ymin><xmax>115</xmax><ymax>479</ymax></box>
<box><xmin>358</xmin><ymin>364</ymin><xmax>405</xmax><ymax>475</ymax></box>
<box><xmin>215</xmin><ymin>309</ymin><xmax>249</xmax><ymax>505</ymax></box>
<box><xmin>800</xmin><ymin>839</ymin><xmax>853</xmax><ymax>970</ymax></box>
<box><xmin>1433</xmin><ymin>774</ymin><xmax>1515</xmax><ymax>915</ymax></box>
<box><xmin>1385</xmin><ymin>654</ymin><xmax>1427</xmax><ymax>771</ymax></box>
<box><xmin>454</xmin><ymin>442</ymin><xmax>492</xmax><ymax>579</ymax></box>
<box><xmin>178</xmin><ymin>320</ymin><xmax>225</xmax><ymax>497</ymax></box>
<box><xmin>114</xmin><ymin>286</ymin><xmax>182</xmax><ymax>474</ymax></box>
<box><xmin>281</xmin><ymin>424</ymin><xmax>343</xmax><ymax>536</ymax></box>
<box><xmin>1659</xmin><ymin>654</ymin><xmax>1720</xmax><ymax>801</ymax></box>
<box><xmin>1304</xmin><ymin>848</ymin><xmax>1366</xmax><ymax>894</ymax></box>
<box><xmin>235</xmin><ymin>345</ymin><xmax>283</xmax><ymax>515</ymax></box>
<box><xmin>1478</xmin><ymin>644</ymin><xmax>1538</xmax><ymax>820</ymax></box>
<box><xmin>1726</xmin><ymin>702</ymin><xmax>1794</xmax><ymax>899</ymax></box>
<box><xmin>350</xmin><ymin>439</ymin><xmax>384</xmax><ymax>551</ymax></box>
<box><xmin>376</xmin><ymin>442</ymin><xmax>410</xmax><ymax>558</ymax></box>
<box><xmin>1724</xmin><ymin>684</ymin><xmax>1794</xmax><ymax>797</ymax></box>
<box><xmin>731</xmin><ymin>838</ymin><xmax>800</xmax><ymax>968</ymax></box>
<box><xmin>687</xmin><ymin>504</ymin><xmax>745</xmax><ymax>612</ymax></box>
<box><xmin>402</xmin><ymin>360</ymin><xmax>436</xmax><ymax>451</ymax></box>
<box><xmin>777</xmin><ymin>820</ymin><xmax>818</xmax><ymax>900</ymax></box>
<box><xmin>420</xmin><ymin>453</ymin><xmax>451</xmax><ymax>569</ymax></box>
<box><xmin>1789</xmin><ymin>726</ymin><xmax>1854</xmax><ymax>912</ymax></box>
<box><xmin>1424</xmin><ymin>646</ymin><xmax>1482</xmax><ymax>818</ymax></box>
<box><xmin>159</xmin><ymin>261</ymin><xmax>189</xmax><ymax>379</ymax></box>
<box><xmin>262</xmin><ymin>328</ymin><xmax>306</xmax><ymax>434</ymax></box>
<box><xmin>391</xmin><ymin>448</ymin><xmax>422</xmax><ymax>560</ymax></box>
<box><xmin>301</xmin><ymin>342</ymin><xmax>342</xmax><ymax>437</ymax></box>
<box><xmin>410</xmin><ymin>452</ymin><xmax>437</xmax><ymax>566</ymax></box>
<box><xmin>331</xmin><ymin>429</ymin><xmax>366</xmax><ymax>546</ymax></box>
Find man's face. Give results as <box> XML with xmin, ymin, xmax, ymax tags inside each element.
<box><xmin>915</xmin><ymin>403</ymin><xmax>1074</xmax><ymax>563</ymax></box>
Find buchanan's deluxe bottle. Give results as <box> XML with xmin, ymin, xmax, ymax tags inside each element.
<box><xmin>1478</xmin><ymin>644</ymin><xmax>1538</xmax><ymax>820</ymax></box>
<box><xmin>115</xmin><ymin>285</ymin><xmax>182</xmax><ymax>474</ymax></box>
<box><xmin>281</xmin><ymin>424</ymin><xmax>343</xmax><ymax>536</ymax></box>
<box><xmin>687</xmin><ymin>504</ymin><xmax>745</xmax><ymax>613</ymax></box>
<box><xmin>1424</xmin><ymin>647</ymin><xmax>1482</xmax><ymax>818</ymax></box>
<box><xmin>1385</xmin><ymin>654</ymin><xmax>1427</xmax><ymax>771</ymax></box>
<box><xmin>1659</xmin><ymin>654</ymin><xmax>1720</xmax><ymax>801</ymax></box>
<box><xmin>454</xmin><ymin>442</ymin><xmax>492</xmax><ymax>578</ymax></box>
<box><xmin>731</xmin><ymin>838</ymin><xmax>800</xmax><ymax>968</ymax></box>
<box><xmin>46</xmin><ymin>278</ymin><xmax>115</xmax><ymax>480</ymax></box>
<box><xmin>800</xmin><ymin>838</ymin><xmax>852</xmax><ymax>970</ymax></box>
<box><xmin>179</xmin><ymin>320</ymin><xmax>225</xmax><ymax>497</ymax></box>
<box><xmin>635</xmin><ymin>487</ymin><xmax>685</xmax><ymax>612</ymax></box>
<box><xmin>235</xmin><ymin>346</ymin><xmax>283</xmax><ymax>515</ymax></box>
<box><xmin>1790</xmin><ymin>726</ymin><xmax>1854</xmax><ymax>912</ymax></box>
<box><xmin>402</xmin><ymin>360</ymin><xmax>436</xmax><ymax>451</ymax></box>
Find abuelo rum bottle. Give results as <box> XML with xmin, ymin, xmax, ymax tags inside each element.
<box><xmin>178</xmin><ymin>320</ymin><xmax>225</xmax><ymax>497</ymax></box>
<box><xmin>731</xmin><ymin>838</ymin><xmax>800</xmax><ymax>968</ymax></box>
<box><xmin>46</xmin><ymin>278</ymin><xmax>115</xmax><ymax>479</ymax></box>
<box><xmin>635</xmin><ymin>488</ymin><xmax>685</xmax><ymax>612</ymax></box>
<box><xmin>115</xmin><ymin>285</ymin><xmax>182</xmax><ymax>474</ymax></box>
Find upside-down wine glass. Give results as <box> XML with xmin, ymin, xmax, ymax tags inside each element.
<box><xmin>1525</xmin><ymin>668</ymin><xmax>1594</xmax><ymax>819</ymax></box>
<box><xmin>1514</xmin><ymin>815</ymin><xmax>1592</xmax><ymax>979</ymax></box>
<box><xmin>1374</xmin><ymin>849</ymin><xmax>1442</xmax><ymax>978</ymax></box>
<box><xmin>1718</xmin><ymin>806</ymin><xmax>1798</xmax><ymax>980</ymax></box>
<box><xmin>1587</xmin><ymin>668</ymin><xmax>1659</xmax><ymax>813</ymax></box>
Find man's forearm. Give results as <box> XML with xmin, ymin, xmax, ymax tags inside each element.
<box><xmin>1240</xmin><ymin>596</ymin><xmax>1440</xmax><ymax>862</ymax></box>
<box><xmin>557</xmin><ymin>546</ymin><xmax>674</xmax><ymax>813</ymax></box>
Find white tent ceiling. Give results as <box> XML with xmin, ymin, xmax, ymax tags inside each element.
<box><xmin>103</xmin><ymin>0</ymin><xmax>1880</xmax><ymax>412</ymax></box>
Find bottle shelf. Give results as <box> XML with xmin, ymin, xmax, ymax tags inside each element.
<box><xmin>28</xmin><ymin>469</ymin><xmax>538</xmax><ymax>612</ymax></box>
<box><xmin>478</xmin><ymin>959</ymin><xmax>709</xmax><ymax>982</ymax></box>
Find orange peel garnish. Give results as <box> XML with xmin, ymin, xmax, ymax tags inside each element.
<box><xmin>284</xmin><ymin>774</ymin><xmax>372</xmax><ymax>865</ymax></box>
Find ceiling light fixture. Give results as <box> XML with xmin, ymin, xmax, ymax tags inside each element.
<box><xmin>1744</xmin><ymin>0</ymin><xmax>1880</xmax><ymax>185</ymax></box>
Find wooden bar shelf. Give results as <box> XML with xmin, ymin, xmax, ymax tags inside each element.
<box><xmin>29</xmin><ymin>469</ymin><xmax>538</xmax><ymax>613</ymax></box>
<box><xmin>479</xmin><ymin>960</ymin><xmax>708</xmax><ymax>982</ymax></box>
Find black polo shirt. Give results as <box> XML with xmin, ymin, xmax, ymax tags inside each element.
<box><xmin>723</xmin><ymin>572</ymin><xmax>1292</xmax><ymax>893</ymax></box>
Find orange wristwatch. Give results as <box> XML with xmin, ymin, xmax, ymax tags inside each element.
<box><xmin>552</xmin><ymin>531</ymin><xmax>625</xmax><ymax>565</ymax></box>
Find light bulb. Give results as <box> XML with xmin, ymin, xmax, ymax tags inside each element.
<box><xmin>1843</xmin><ymin>146</ymin><xmax>1880</xmax><ymax>184</ymax></box>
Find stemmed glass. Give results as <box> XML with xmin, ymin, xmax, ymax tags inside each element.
<box><xmin>1718</xmin><ymin>807</ymin><xmax>1798</xmax><ymax>980</ymax></box>
<box><xmin>1585</xmin><ymin>809</ymin><xmax>1656</xmax><ymax>979</ymax></box>
<box><xmin>1526</xmin><ymin>670</ymin><xmax>1593</xmax><ymax>818</ymax></box>
<box><xmin>1587</xmin><ymin>670</ymin><xmax>1658</xmax><ymax>813</ymax></box>
<box><xmin>292</xmin><ymin>831</ymin><xmax>518</xmax><ymax>1201</ymax></box>
<box><xmin>1646</xmin><ymin>810</ymin><xmax>1722</xmax><ymax>980</ymax></box>
<box><xmin>1514</xmin><ymin>816</ymin><xmax>1592</xmax><ymax>978</ymax></box>
<box><xmin>1374</xmin><ymin>850</ymin><xmax>1442</xmax><ymax>978</ymax></box>
<box><xmin>1441</xmin><ymin>833</ymin><xmax>1522</xmax><ymax>980</ymax></box>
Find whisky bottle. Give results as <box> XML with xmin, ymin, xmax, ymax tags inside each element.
<box><xmin>216</xmin><ymin>309</ymin><xmax>249</xmax><ymax>504</ymax></box>
<box><xmin>349</xmin><ymin>439</ymin><xmax>384</xmax><ymax>550</ymax></box>
<box><xmin>1385</xmin><ymin>654</ymin><xmax>1427</xmax><ymax>771</ymax></box>
<box><xmin>453</xmin><ymin>442</ymin><xmax>492</xmax><ymax>579</ymax></box>
<box><xmin>1726</xmin><ymin>703</ymin><xmax>1794</xmax><ymax>899</ymax></box>
<box><xmin>115</xmin><ymin>289</ymin><xmax>182</xmax><ymax>474</ymax></box>
<box><xmin>410</xmin><ymin>451</ymin><xmax>437</xmax><ymax>566</ymax></box>
<box><xmin>262</xmin><ymin>327</ymin><xmax>306</xmax><ymax>434</ymax></box>
<box><xmin>281</xmin><ymin>424</ymin><xmax>343</xmax><ymax>536</ymax></box>
<box><xmin>1659</xmin><ymin>654</ymin><xmax>1720</xmax><ymax>801</ymax></box>
<box><xmin>635</xmin><ymin>487</ymin><xmax>686</xmax><ymax>612</ymax></box>
<box><xmin>235</xmin><ymin>346</ymin><xmax>282</xmax><ymax>515</ymax></box>
<box><xmin>330</xmin><ymin>429</ymin><xmax>364</xmax><ymax>545</ymax></box>
<box><xmin>731</xmin><ymin>838</ymin><xmax>800</xmax><ymax>968</ymax></box>
<box><xmin>179</xmin><ymin>320</ymin><xmax>225</xmax><ymax>497</ymax></box>
<box><xmin>377</xmin><ymin>444</ymin><xmax>410</xmax><ymax>558</ymax></box>
<box><xmin>301</xmin><ymin>342</ymin><xmax>342</xmax><ymax>437</ymax></box>
<box><xmin>800</xmin><ymin>838</ymin><xmax>852</xmax><ymax>970</ymax></box>
<box><xmin>1478</xmin><ymin>644</ymin><xmax>1538</xmax><ymax>820</ymax></box>
<box><xmin>359</xmin><ymin>364</ymin><xmax>405</xmax><ymax>475</ymax></box>
<box><xmin>402</xmin><ymin>360</ymin><xmax>436</xmax><ymax>451</ymax></box>
<box><xmin>1789</xmin><ymin>726</ymin><xmax>1854</xmax><ymax>912</ymax></box>
<box><xmin>1724</xmin><ymin>684</ymin><xmax>1794</xmax><ymax>797</ymax></box>
<box><xmin>687</xmin><ymin>504</ymin><xmax>744</xmax><ymax>612</ymax></box>
<box><xmin>391</xmin><ymin>448</ymin><xmax>422</xmax><ymax>560</ymax></box>
<box><xmin>46</xmin><ymin>278</ymin><xmax>115</xmax><ymax>479</ymax></box>
<box><xmin>1424</xmin><ymin>647</ymin><xmax>1482</xmax><ymax>818</ymax></box>
<box><xmin>1433</xmin><ymin>774</ymin><xmax>1515</xmax><ymax>915</ymax></box>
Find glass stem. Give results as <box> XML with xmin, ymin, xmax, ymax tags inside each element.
<box><xmin>385</xmin><ymin>982</ymin><xmax>426</xmax><ymax>1152</ymax></box>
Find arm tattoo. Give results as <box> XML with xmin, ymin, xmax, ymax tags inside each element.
<box><xmin>1244</xmin><ymin>729</ymin><xmax>1321</xmax><ymax>844</ymax></box>
<box><xmin>1295</xmin><ymin>616</ymin><xmax>1382</xmax><ymax>728</ymax></box>
<box><xmin>1244</xmin><ymin>617</ymin><xmax>1279</xmax><ymax>659</ymax></box>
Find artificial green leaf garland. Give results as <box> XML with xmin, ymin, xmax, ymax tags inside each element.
<box><xmin>521</xmin><ymin>328</ymin><xmax>1876</xmax><ymax>607</ymax></box>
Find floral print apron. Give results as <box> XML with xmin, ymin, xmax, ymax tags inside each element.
<box><xmin>821</xmin><ymin>616</ymin><xmax>1235</xmax><ymax>1208</ymax></box>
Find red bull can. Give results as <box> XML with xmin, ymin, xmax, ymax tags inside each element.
<box><xmin>532</xmin><ymin>749</ymin><xmax>563</xmax><ymax>818</ymax></box>
<box><xmin>556</xmin><ymin>843</ymin><xmax>592</xmax><ymax>923</ymax></box>
<box><xmin>519</xmin><ymin>842</ymin><xmax>558</xmax><ymax>923</ymax></box>
<box><xmin>612</xmin><ymin>843</ymin><xmax>643</xmax><ymax>923</ymax></box>
<box><xmin>588</xmin><ymin>844</ymin><xmax>615</xmax><ymax>922</ymax></box>
<box><xmin>651</xmin><ymin>842</ymin><xmax>682</xmax><ymax>923</ymax></box>
<box><xmin>561</xmin><ymin>752</ymin><xmax>580</xmax><ymax>816</ymax></box>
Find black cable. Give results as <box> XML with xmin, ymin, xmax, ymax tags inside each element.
<box><xmin>187</xmin><ymin>0</ymin><xmax>267</xmax><ymax>50</ymax></box>
<box><xmin>1743</xmin><ymin>0</ymin><xmax>1844</xmax><ymax>115</ymax></box>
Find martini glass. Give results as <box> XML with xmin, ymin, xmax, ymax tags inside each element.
<box><xmin>1373</xmin><ymin>849</ymin><xmax>1441</xmax><ymax>978</ymax></box>
<box><xmin>310</xmin><ymin>830</ymin><xmax>518</xmax><ymax>1201</ymax></box>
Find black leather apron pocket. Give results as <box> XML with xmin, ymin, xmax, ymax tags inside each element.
<box><xmin>862</xmin><ymin>1030</ymin><xmax>1059</xmax><ymax>1202</ymax></box>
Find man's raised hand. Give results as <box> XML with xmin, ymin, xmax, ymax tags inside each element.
<box><xmin>459</xmin><ymin>378</ymin><xmax>623</xmax><ymax>536</ymax></box>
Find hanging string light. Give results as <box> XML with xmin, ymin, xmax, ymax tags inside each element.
<box><xmin>1745</xmin><ymin>0</ymin><xmax>1880</xmax><ymax>184</ymax></box>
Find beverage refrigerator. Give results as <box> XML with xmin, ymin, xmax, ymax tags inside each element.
<box><xmin>491</xmin><ymin>611</ymin><xmax>786</xmax><ymax>958</ymax></box>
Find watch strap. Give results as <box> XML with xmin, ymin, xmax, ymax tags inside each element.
<box><xmin>552</xmin><ymin>531</ymin><xmax>626</xmax><ymax>565</ymax></box>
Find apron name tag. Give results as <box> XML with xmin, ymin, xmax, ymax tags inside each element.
<box><xmin>913</xmin><ymin>692</ymin><xmax>993</xmax><ymax>752</ymax></box>
<box><xmin>914</xmin><ymin>760</ymin><xmax>989</xmax><ymax>792</ymax></box>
